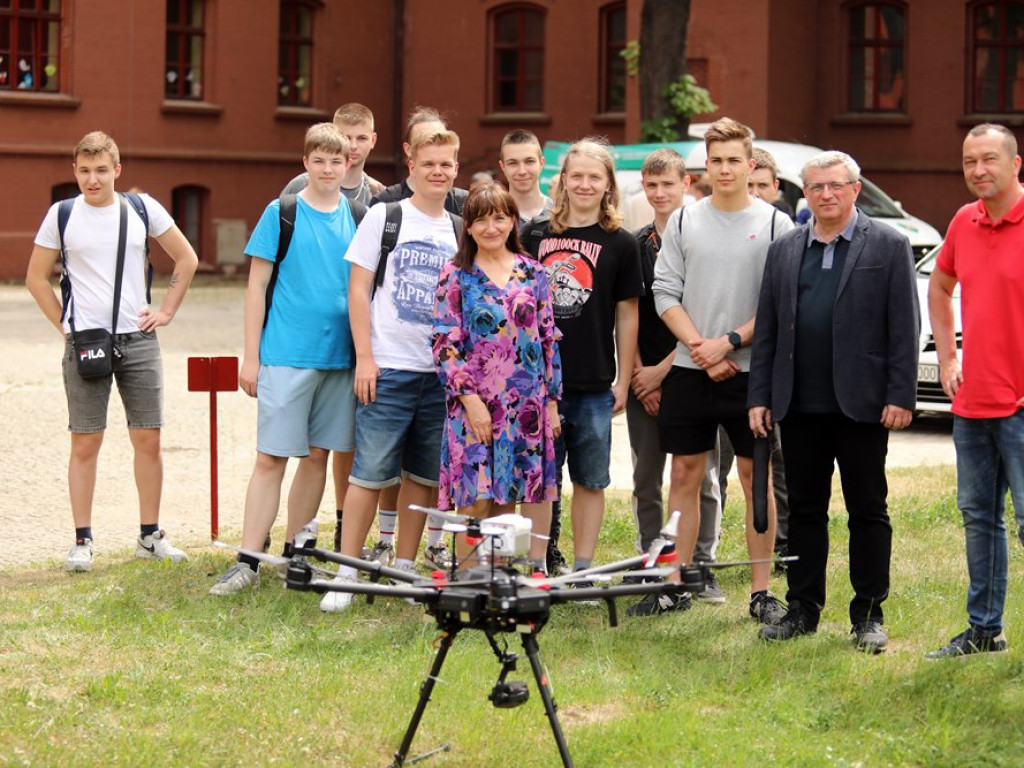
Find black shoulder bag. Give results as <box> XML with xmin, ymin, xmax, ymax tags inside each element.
<box><xmin>65</xmin><ymin>195</ymin><xmax>129</xmax><ymax>379</ymax></box>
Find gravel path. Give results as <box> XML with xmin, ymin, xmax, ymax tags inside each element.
<box><xmin>0</xmin><ymin>282</ymin><xmax>956</xmax><ymax>570</ymax></box>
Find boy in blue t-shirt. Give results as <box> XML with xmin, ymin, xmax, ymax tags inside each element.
<box><xmin>211</xmin><ymin>123</ymin><xmax>359</xmax><ymax>595</ymax></box>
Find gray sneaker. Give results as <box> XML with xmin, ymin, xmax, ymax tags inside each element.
<box><xmin>694</xmin><ymin>568</ymin><xmax>726</xmax><ymax>604</ymax></box>
<box><xmin>925</xmin><ymin>628</ymin><xmax>1008</xmax><ymax>659</ymax></box>
<box><xmin>66</xmin><ymin>538</ymin><xmax>93</xmax><ymax>573</ymax></box>
<box><xmin>367</xmin><ymin>539</ymin><xmax>396</xmax><ymax>567</ymax></box>
<box><xmin>424</xmin><ymin>542</ymin><xmax>454</xmax><ymax>570</ymax></box>
<box><xmin>852</xmin><ymin>621</ymin><xmax>888</xmax><ymax>654</ymax></box>
<box><xmin>749</xmin><ymin>590</ymin><xmax>787</xmax><ymax>625</ymax></box>
<box><xmin>209</xmin><ymin>562</ymin><xmax>259</xmax><ymax>595</ymax></box>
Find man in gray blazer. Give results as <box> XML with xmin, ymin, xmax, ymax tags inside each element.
<box><xmin>748</xmin><ymin>150</ymin><xmax>920</xmax><ymax>653</ymax></box>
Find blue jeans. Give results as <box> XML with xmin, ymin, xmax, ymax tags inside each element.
<box><xmin>953</xmin><ymin>412</ymin><xmax>1024</xmax><ymax>634</ymax></box>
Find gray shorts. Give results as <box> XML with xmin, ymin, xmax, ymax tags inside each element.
<box><xmin>62</xmin><ymin>331</ymin><xmax>164</xmax><ymax>433</ymax></box>
<box><xmin>256</xmin><ymin>366</ymin><xmax>356</xmax><ymax>457</ymax></box>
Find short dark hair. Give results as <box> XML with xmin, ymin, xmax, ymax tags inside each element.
<box><xmin>453</xmin><ymin>185</ymin><xmax>523</xmax><ymax>270</ymax></box>
<box><xmin>499</xmin><ymin>129</ymin><xmax>542</xmax><ymax>160</ymax></box>
<box><xmin>751</xmin><ymin>148</ymin><xmax>778</xmax><ymax>180</ymax></box>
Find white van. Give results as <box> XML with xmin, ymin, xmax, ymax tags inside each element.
<box><xmin>541</xmin><ymin>139</ymin><xmax>943</xmax><ymax>260</ymax></box>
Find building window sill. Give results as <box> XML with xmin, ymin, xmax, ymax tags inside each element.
<box><xmin>592</xmin><ymin>112</ymin><xmax>626</xmax><ymax>126</ymax></box>
<box><xmin>0</xmin><ymin>92</ymin><xmax>80</xmax><ymax>109</ymax></box>
<box><xmin>958</xmin><ymin>113</ymin><xmax>1024</xmax><ymax>128</ymax></box>
<box><xmin>479</xmin><ymin>112</ymin><xmax>552</xmax><ymax>126</ymax></box>
<box><xmin>831</xmin><ymin>112</ymin><xmax>911</xmax><ymax>127</ymax></box>
<box><xmin>162</xmin><ymin>99</ymin><xmax>224</xmax><ymax>116</ymax></box>
<box><xmin>275</xmin><ymin>105</ymin><xmax>332</xmax><ymax>122</ymax></box>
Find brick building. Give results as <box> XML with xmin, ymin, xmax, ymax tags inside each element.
<box><xmin>1</xmin><ymin>0</ymin><xmax>1020</xmax><ymax>278</ymax></box>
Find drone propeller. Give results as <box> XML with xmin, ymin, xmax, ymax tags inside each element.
<box><xmin>615</xmin><ymin>567</ymin><xmax>676</xmax><ymax>581</ymax></box>
<box><xmin>212</xmin><ymin>541</ymin><xmax>336</xmax><ymax>578</ymax></box>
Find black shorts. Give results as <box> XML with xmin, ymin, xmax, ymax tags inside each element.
<box><xmin>658</xmin><ymin>367</ymin><xmax>755</xmax><ymax>458</ymax></box>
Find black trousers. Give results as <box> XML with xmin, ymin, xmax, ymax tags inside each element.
<box><xmin>780</xmin><ymin>411</ymin><xmax>891</xmax><ymax>625</ymax></box>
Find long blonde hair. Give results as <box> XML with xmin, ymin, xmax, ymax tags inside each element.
<box><xmin>548</xmin><ymin>138</ymin><xmax>623</xmax><ymax>234</ymax></box>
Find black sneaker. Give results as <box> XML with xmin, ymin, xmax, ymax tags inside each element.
<box><xmin>759</xmin><ymin>608</ymin><xmax>816</xmax><ymax>641</ymax></box>
<box><xmin>749</xmin><ymin>590</ymin><xmax>787</xmax><ymax>625</ymax></box>
<box><xmin>627</xmin><ymin>590</ymin><xmax>692</xmax><ymax>617</ymax></box>
<box><xmin>546</xmin><ymin>544</ymin><xmax>571</xmax><ymax>576</ymax></box>
<box><xmin>925</xmin><ymin>628</ymin><xmax>1008</xmax><ymax>659</ymax></box>
<box><xmin>694</xmin><ymin>568</ymin><xmax>726</xmax><ymax>604</ymax></box>
<box><xmin>851</xmin><ymin>621</ymin><xmax>888</xmax><ymax>654</ymax></box>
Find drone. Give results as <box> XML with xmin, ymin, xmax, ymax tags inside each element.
<box><xmin>219</xmin><ymin>508</ymin><xmax>792</xmax><ymax>768</ymax></box>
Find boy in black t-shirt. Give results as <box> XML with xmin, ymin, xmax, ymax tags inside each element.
<box><xmin>526</xmin><ymin>139</ymin><xmax>642</xmax><ymax>581</ymax></box>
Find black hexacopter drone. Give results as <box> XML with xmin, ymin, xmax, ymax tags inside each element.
<box><xmin>221</xmin><ymin>505</ymin><xmax>789</xmax><ymax>768</ymax></box>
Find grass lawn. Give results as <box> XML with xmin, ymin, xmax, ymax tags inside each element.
<box><xmin>2</xmin><ymin>465</ymin><xmax>1024</xmax><ymax>767</ymax></box>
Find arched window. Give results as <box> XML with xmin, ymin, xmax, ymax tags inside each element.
<box><xmin>490</xmin><ymin>4</ymin><xmax>545</xmax><ymax>112</ymax></box>
<box><xmin>166</xmin><ymin>0</ymin><xmax>205</xmax><ymax>100</ymax></box>
<box><xmin>600</xmin><ymin>2</ymin><xmax>627</xmax><ymax>113</ymax></box>
<box><xmin>969</xmin><ymin>0</ymin><xmax>1024</xmax><ymax>113</ymax></box>
<box><xmin>847</xmin><ymin>1</ymin><xmax>906</xmax><ymax>112</ymax></box>
<box><xmin>0</xmin><ymin>0</ymin><xmax>61</xmax><ymax>92</ymax></box>
<box><xmin>172</xmin><ymin>185</ymin><xmax>208</xmax><ymax>261</ymax></box>
<box><xmin>279</xmin><ymin>0</ymin><xmax>317</xmax><ymax>107</ymax></box>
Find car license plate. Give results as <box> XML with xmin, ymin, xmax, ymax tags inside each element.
<box><xmin>918</xmin><ymin>363</ymin><xmax>939</xmax><ymax>383</ymax></box>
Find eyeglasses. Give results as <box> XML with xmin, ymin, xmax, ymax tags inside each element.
<box><xmin>804</xmin><ymin>181</ymin><xmax>858</xmax><ymax>195</ymax></box>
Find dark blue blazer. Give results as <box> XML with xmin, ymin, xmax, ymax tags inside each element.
<box><xmin>747</xmin><ymin>213</ymin><xmax>920</xmax><ymax>423</ymax></box>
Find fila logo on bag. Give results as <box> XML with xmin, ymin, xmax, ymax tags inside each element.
<box><xmin>80</xmin><ymin>348</ymin><xmax>106</xmax><ymax>361</ymax></box>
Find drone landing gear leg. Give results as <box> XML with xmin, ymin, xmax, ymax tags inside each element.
<box><xmin>390</xmin><ymin>631</ymin><xmax>455</xmax><ymax>768</ymax></box>
<box><xmin>521</xmin><ymin>631</ymin><xmax>574</xmax><ymax>768</ymax></box>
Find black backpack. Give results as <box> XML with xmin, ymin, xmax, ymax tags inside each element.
<box><xmin>371</xmin><ymin>202</ymin><xmax>463</xmax><ymax>299</ymax></box>
<box><xmin>57</xmin><ymin>192</ymin><xmax>151</xmax><ymax>322</ymax></box>
<box><xmin>520</xmin><ymin>211</ymin><xmax>551</xmax><ymax>259</ymax></box>
<box><xmin>262</xmin><ymin>193</ymin><xmax>367</xmax><ymax>327</ymax></box>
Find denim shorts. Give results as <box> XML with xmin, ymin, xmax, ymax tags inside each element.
<box><xmin>349</xmin><ymin>368</ymin><xmax>445</xmax><ymax>488</ymax></box>
<box><xmin>257</xmin><ymin>366</ymin><xmax>356</xmax><ymax>457</ymax></box>
<box><xmin>554</xmin><ymin>389</ymin><xmax>614</xmax><ymax>490</ymax></box>
<box><xmin>63</xmin><ymin>331</ymin><xmax>163</xmax><ymax>433</ymax></box>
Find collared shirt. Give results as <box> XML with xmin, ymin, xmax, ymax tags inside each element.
<box><xmin>807</xmin><ymin>209</ymin><xmax>859</xmax><ymax>270</ymax></box>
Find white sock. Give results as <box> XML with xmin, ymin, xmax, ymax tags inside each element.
<box><xmin>337</xmin><ymin>565</ymin><xmax>357</xmax><ymax>581</ymax></box>
<box><xmin>378</xmin><ymin>510</ymin><xmax>397</xmax><ymax>545</ymax></box>
<box><xmin>427</xmin><ymin>513</ymin><xmax>445</xmax><ymax>547</ymax></box>
<box><xmin>394</xmin><ymin>557</ymin><xmax>414</xmax><ymax>570</ymax></box>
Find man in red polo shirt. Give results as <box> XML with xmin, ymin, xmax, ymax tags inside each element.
<box><xmin>927</xmin><ymin>123</ymin><xmax>1024</xmax><ymax>658</ymax></box>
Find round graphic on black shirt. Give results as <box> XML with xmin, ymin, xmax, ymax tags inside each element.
<box><xmin>541</xmin><ymin>250</ymin><xmax>595</xmax><ymax>319</ymax></box>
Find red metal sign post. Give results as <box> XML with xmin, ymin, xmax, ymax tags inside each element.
<box><xmin>187</xmin><ymin>356</ymin><xmax>239</xmax><ymax>540</ymax></box>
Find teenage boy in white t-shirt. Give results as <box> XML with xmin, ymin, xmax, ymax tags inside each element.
<box><xmin>210</xmin><ymin>123</ymin><xmax>360</xmax><ymax>595</ymax></box>
<box><xmin>320</xmin><ymin>129</ymin><xmax>463</xmax><ymax>613</ymax></box>
<box><xmin>26</xmin><ymin>131</ymin><xmax>198</xmax><ymax>572</ymax></box>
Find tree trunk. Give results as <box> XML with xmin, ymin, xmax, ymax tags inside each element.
<box><xmin>639</xmin><ymin>0</ymin><xmax>691</xmax><ymax>136</ymax></box>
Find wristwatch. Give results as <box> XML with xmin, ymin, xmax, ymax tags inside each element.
<box><xmin>727</xmin><ymin>331</ymin><xmax>742</xmax><ymax>350</ymax></box>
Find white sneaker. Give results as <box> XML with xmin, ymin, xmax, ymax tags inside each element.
<box><xmin>136</xmin><ymin>530</ymin><xmax>188</xmax><ymax>563</ymax></box>
<box><xmin>209</xmin><ymin>562</ymin><xmax>259</xmax><ymax>595</ymax></box>
<box><xmin>66</xmin><ymin>538</ymin><xmax>93</xmax><ymax>572</ymax></box>
<box><xmin>319</xmin><ymin>575</ymin><xmax>356</xmax><ymax>613</ymax></box>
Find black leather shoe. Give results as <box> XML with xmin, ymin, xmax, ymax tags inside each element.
<box><xmin>759</xmin><ymin>609</ymin><xmax>816</xmax><ymax>641</ymax></box>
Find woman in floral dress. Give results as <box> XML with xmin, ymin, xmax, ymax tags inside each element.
<box><xmin>432</xmin><ymin>185</ymin><xmax>562</xmax><ymax>561</ymax></box>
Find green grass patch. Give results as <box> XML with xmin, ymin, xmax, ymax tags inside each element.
<box><xmin>2</xmin><ymin>465</ymin><xmax>1024</xmax><ymax>766</ymax></box>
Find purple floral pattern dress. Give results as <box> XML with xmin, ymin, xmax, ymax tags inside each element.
<box><xmin>432</xmin><ymin>254</ymin><xmax>562</xmax><ymax>510</ymax></box>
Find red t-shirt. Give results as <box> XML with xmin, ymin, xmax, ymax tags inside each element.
<box><xmin>938</xmin><ymin>193</ymin><xmax>1024</xmax><ymax>418</ymax></box>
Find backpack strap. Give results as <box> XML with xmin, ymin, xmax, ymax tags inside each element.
<box><xmin>770</xmin><ymin>208</ymin><xmax>778</xmax><ymax>241</ymax></box>
<box><xmin>262</xmin><ymin>193</ymin><xmax>297</xmax><ymax>328</ymax></box>
<box><xmin>57</xmin><ymin>198</ymin><xmax>75</xmax><ymax>322</ymax></box>
<box><xmin>123</xmin><ymin>192</ymin><xmax>153</xmax><ymax>304</ymax></box>
<box><xmin>521</xmin><ymin>212</ymin><xmax>551</xmax><ymax>259</ymax></box>
<box><xmin>448</xmin><ymin>211</ymin><xmax>463</xmax><ymax>243</ymax></box>
<box><xmin>372</xmin><ymin>202</ymin><xmax>404</xmax><ymax>299</ymax></box>
<box><xmin>676</xmin><ymin>204</ymin><xmax>686</xmax><ymax>238</ymax></box>
<box><xmin>349</xmin><ymin>198</ymin><xmax>367</xmax><ymax>226</ymax></box>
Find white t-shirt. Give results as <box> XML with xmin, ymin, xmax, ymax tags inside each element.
<box><xmin>35</xmin><ymin>194</ymin><xmax>174</xmax><ymax>334</ymax></box>
<box><xmin>344</xmin><ymin>198</ymin><xmax>458</xmax><ymax>372</ymax></box>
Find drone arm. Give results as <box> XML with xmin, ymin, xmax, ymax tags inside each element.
<box><xmin>295</xmin><ymin>577</ymin><xmax>438</xmax><ymax>603</ymax></box>
<box><xmin>298</xmin><ymin>547</ymin><xmax>424</xmax><ymax>584</ymax></box>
